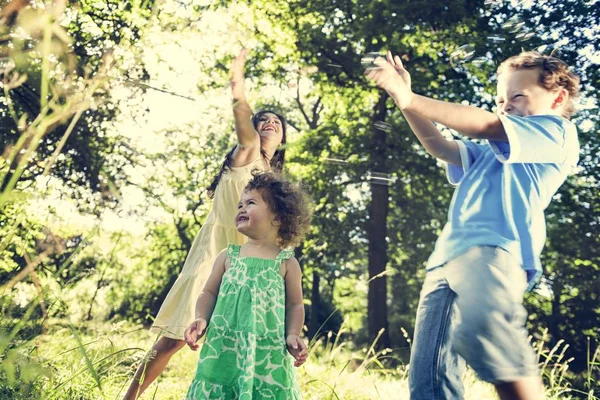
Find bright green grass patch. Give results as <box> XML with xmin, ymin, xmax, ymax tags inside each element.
<box><xmin>2</xmin><ymin>321</ymin><xmax>598</xmax><ymax>399</ymax></box>
<box><xmin>2</xmin><ymin>321</ymin><xmax>489</xmax><ymax>399</ymax></box>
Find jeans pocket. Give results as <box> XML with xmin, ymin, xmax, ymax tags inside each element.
<box><xmin>420</xmin><ymin>268</ymin><xmax>447</xmax><ymax>300</ymax></box>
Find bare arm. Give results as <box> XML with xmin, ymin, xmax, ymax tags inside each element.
<box><xmin>365</xmin><ymin>51</ymin><xmax>508</xmax><ymax>142</ymax></box>
<box><xmin>402</xmin><ymin>109</ymin><xmax>461</xmax><ymax>165</ymax></box>
<box><xmin>366</xmin><ymin>52</ymin><xmax>461</xmax><ymax>165</ymax></box>
<box><xmin>405</xmin><ymin>95</ymin><xmax>507</xmax><ymax>141</ymax></box>
<box><xmin>284</xmin><ymin>257</ymin><xmax>308</xmax><ymax>367</ymax></box>
<box><xmin>194</xmin><ymin>249</ymin><xmax>227</xmax><ymax>321</ymax></box>
<box><xmin>184</xmin><ymin>249</ymin><xmax>227</xmax><ymax>350</ymax></box>
<box><xmin>230</xmin><ymin>49</ymin><xmax>261</xmax><ymax>166</ymax></box>
<box><xmin>284</xmin><ymin>258</ymin><xmax>305</xmax><ymax>336</ymax></box>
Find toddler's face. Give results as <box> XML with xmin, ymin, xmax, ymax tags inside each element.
<box><xmin>495</xmin><ymin>68</ymin><xmax>562</xmax><ymax>117</ymax></box>
<box><xmin>235</xmin><ymin>189</ymin><xmax>278</xmax><ymax>236</ymax></box>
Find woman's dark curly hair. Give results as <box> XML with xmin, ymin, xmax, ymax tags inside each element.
<box><xmin>206</xmin><ymin>110</ymin><xmax>287</xmax><ymax>199</ymax></box>
<box><xmin>244</xmin><ymin>172</ymin><xmax>312</xmax><ymax>249</ymax></box>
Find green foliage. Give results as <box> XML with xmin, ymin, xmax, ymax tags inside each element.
<box><xmin>1</xmin><ymin>0</ymin><xmax>599</xmax><ymax>396</ymax></box>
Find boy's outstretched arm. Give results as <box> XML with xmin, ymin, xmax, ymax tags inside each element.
<box><xmin>368</xmin><ymin>52</ymin><xmax>461</xmax><ymax>165</ymax></box>
<box><xmin>365</xmin><ymin>52</ymin><xmax>507</xmax><ymax>142</ymax></box>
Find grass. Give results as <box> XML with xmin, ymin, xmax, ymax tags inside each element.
<box><xmin>4</xmin><ymin>319</ymin><xmax>597</xmax><ymax>400</ymax></box>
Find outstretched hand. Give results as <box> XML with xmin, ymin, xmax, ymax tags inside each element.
<box><xmin>184</xmin><ymin>318</ymin><xmax>208</xmax><ymax>351</ymax></box>
<box><xmin>231</xmin><ymin>48</ymin><xmax>248</xmax><ymax>85</ymax></box>
<box><xmin>286</xmin><ymin>334</ymin><xmax>308</xmax><ymax>367</ymax></box>
<box><xmin>364</xmin><ymin>51</ymin><xmax>414</xmax><ymax>109</ymax></box>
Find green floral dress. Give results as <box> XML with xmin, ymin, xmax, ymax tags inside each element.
<box><xmin>186</xmin><ymin>244</ymin><xmax>301</xmax><ymax>400</ymax></box>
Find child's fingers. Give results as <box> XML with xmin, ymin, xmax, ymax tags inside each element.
<box><xmin>184</xmin><ymin>327</ymin><xmax>196</xmax><ymax>346</ymax></box>
<box><xmin>297</xmin><ymin>346</ymin><xmax>308</xmax><ymax>357</ymax></box>
<box><xmin>186</xmin><ymin>326</ymin><xmax>201</xmax><ymax>351</ymax></box>
<box><xmin>234</xmin><ymin>48</ymin><xmax>247</xmax><ymax>63</ymax></box>
<box><xmin>295</xmin><ymin>352</ymin><xmax>307</xmax><ymax>363</ymax></box>
<box><xmin>394</xmin><ymin>55</ymin><xmax>404</xmax><ymax>69</ymax></box>
<box><xmin>364</xmin><ymin>67</ymin><xmax>385</xmax><ymax>83</ymax></box>
<box><xmin>184</xmin><ymin>326</ymin><xmax>193</xmax><ymax>342</ymax></box>
<box><xmin>364</xmin><ymin>68</ymin><xmax>376</xmax><ymax>79</ymax></box>
<box><xmin>186</xmin><ymin>338</ymin><xmax>199</xmax><ymax>350</ymax></box>
<box><xmin>296</xmin><ymin>338</ymin><xmax>308</xmax><ymax>352</ymax></box>
<box><xmin>296</xmin><ymin>357</ymin><xmax>307</xmax><ymax>366</ymax></box>
<box><xmin>286</xmin><ymin>336</ymin><xmax>297</xmax><ymax>349</ymax></box>
<box><xmin>364</xmin><ymin>65</ymin><xmax>398</xmax><ymax>91</ymax></box>
<box><xmin>299</xmin><ymin>347</ymin><xmax>308</xmax><ymax>358</ymax></box>
<box><xmin>373</xmin><ymin>56</ymin><xmax>388</xmax><ymax>67</ymax></box>
<box><xmin>386</xmin><ymin>51</ymin><xmax>395</xmax><ymax>66</ymax></box>
<box><xmin>231</xmin><ymin>49</ymin><xmax>247</xmax><ymax>80</ymax></box>
<box><xmin>294</xmin><ymin>355</ymin><xmax>307</xmax><ymax>367</ymax></box>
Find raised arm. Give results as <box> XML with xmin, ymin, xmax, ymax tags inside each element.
<box><xmin>405</xmin><ymin>95</ymin><xmax>507</xmax><ymax>141</ymax></box>
<box><xmin>184</xmin><ymin>249</ymin><xmax>227</xmax><ymax>350</ymax></box>
<box><xmin>365</xmin><ymin>51</ymin><xmax>507</xmax><ymax>142</ymax></box>
<box><xmin>230</xmin><ymin>49</ymin><xmax>261</xmax><ymax>166</ymax></box>
<box><xmin>367</xmin><ymin>52</ymin><xmax>461</xmax><ymax>165</ymax></box>
<box><xmin>402</xmin><ymin>109</ymin><xmax>461</xmax><ymax>166</ymax></box>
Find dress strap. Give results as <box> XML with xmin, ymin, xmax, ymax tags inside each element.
<box><xmin>275</xmin><ymin>248</ymin><xmax>294</xmax><ymax>262</ymax></box>
<box><xmin>226</xmin><ymin>244</ymin><xmax>241</xmax><ymax>259</ymax></box>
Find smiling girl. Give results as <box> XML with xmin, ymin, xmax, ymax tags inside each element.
<box><xmin>184</xmin><ymin>172</ymin><xmax>312</xmax><ymax>399</ymax></box>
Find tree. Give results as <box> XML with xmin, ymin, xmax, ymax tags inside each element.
<box><xmin>0</xmin><ymin>0</ymin><xmax>155</xmax><ymax>206</ymax></box>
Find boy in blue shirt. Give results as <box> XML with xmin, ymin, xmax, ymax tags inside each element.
<box><xmin>365</xmin><ymin>51</ymin><xmax>580</xmax><ymax>400</ymax></box>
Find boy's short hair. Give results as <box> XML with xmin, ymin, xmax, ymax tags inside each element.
<box><xmin>245</xmin><ymin>172</ymin><xmax>312</xmax><ymax>249</ymax></box>
<box><xmin>497</xmin><ymin>51</ymin><xmax>580</xmax><ymax>118</ymax></box>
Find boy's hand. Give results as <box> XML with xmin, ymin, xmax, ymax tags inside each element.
<box><xmin>364</xmin><ymin>51</ymin><xmax>414</xmax><ymax>109</ymax></box>
<box><xmin>286</xmin><ymin>334</ymin><xmax>308</xmax><ymax>367</ymax></box>
<box><xmin>184</xmin><ymin>318</ymin><xmax>208</xmax><ymax>351</ymax></box>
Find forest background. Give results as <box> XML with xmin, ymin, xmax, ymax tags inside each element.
<box><xmin>1</xmin><ymin>0</ymin><xmax>598</xmax><ymax>398</ymax></box>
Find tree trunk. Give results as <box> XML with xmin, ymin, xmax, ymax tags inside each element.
<box><xmin>549</xmin><ymin>267</ymin><xmax>564</xmax><ymax>343</ymax></box>
<box><xmin>367</xmin><ymin>93</ymin><xmax>391</xmax><ymax>349</ymax></box>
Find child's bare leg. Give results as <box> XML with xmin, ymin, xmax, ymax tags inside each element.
<box><xmin>123</xmin><ymin>337</ymin><xmax>186</xmax><ymax>400</ymax></box>
<box><xmin>495</xmin><ymin>377</ymin><xmax>545</xmax><ymax>400</ymax></box>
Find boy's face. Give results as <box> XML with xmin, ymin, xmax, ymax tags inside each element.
<box><xmin>495</xmin><ymin>68</ymin><xmax>563</xmax><ymax>117</ymax></box>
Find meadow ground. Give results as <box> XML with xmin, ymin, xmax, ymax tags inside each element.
<box><xmin>11</xmin><ymin>320</ymin><xmax>583</xmax><ymax>400</ymax></box>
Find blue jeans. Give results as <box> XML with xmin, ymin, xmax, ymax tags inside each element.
<box><xmin>408</xmin><ymin>246</ymin><xmax>539</xmax><ymax>400</ymax></box>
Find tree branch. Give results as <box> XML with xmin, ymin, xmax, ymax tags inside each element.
<box><xmin>311</xmin><ymin>96</ymin><xmax>322</xmax><ymax>129</ymax></box>
<box><xmin>295</xmin><ymin>81</ymin><xmax>312</xmax><ymax>128</ymax></box>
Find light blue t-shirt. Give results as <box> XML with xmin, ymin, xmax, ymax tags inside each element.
<box><xmin>427</xmin><ymin>115</ymin><xmax>580</xmax><ymax>288</ymax></box>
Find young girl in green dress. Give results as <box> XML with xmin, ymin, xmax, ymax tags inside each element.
<box><xmin>184</xmin><ymin>172</ymin><xmax>312</xmax><ymax>399</ymax></box>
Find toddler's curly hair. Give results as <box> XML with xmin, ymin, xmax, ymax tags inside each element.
<box><xmin>497</xmin><ymin>51</ymin><xmax>580</xmax><ymax>119</ymax></box>
<box><xmin>244</xmin><ymin>172</ymin><xmax>312</xmax><ymax>249</ymax></box>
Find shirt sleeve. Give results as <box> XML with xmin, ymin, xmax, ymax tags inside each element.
<box><xmin>489</xmin><ymin>115</ymin><xmax>577</xmax><ymax>164</ymax></box>
<box><xmin>445</xmin><ymin>140</ymin><xmax>485</xmax><ymax>185</ymax></box>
